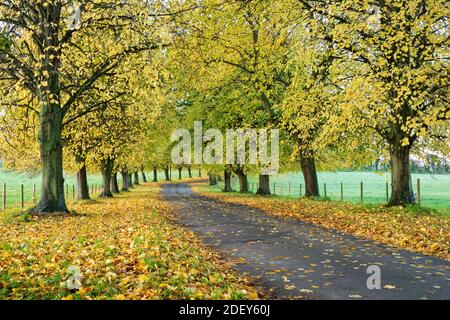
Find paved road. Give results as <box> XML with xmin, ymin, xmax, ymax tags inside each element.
<box><xmin>161</xmin><ymin>182</ymin><xmax>450</xmax><ymax>300</ymax></box>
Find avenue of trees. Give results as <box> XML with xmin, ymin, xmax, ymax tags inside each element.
<box><xmin>0</xmin><ymin>0</ymin><xmax>448</xmax><ymax>213</ymax></box>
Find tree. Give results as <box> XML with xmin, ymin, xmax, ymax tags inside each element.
<box><xmin>171</xmin><ymin>0</ymin><xmax>299</xmax><ymax>195</ymax></box>
<box><xmin>280</xmin><ymin>25</ymin><xmax>337</xmax><ymax>197</ymax></box>
<box><xmin>0</xmin><ymin>0</ymin><xmax>166</xmax><ymax>213</ymax></box>
<box><xmin>223</xmin><ymin>165</ymin><xmax>233</xmax><ymax>192</ymax></box>
<box><xmin>301</xmin><ymin>0</ymin><xmax>449</xmax><ymax>205</ymax></box>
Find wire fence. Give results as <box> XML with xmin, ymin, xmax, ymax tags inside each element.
<box><xmin>157</xmin><ymin>169</ymin><xmax>449</xmax><ymax>209</ymax></box>
<box><xmin>0</xmin><ymin>172</ymin><xmax>167</xmax><ymax>210</ymax></box>
<box><xmin>3</xmin><ymin>170</ymin><xmax>448</xmax><ymax>211</ymax></box>
<box><xmin>0</xmin><ymin>182</ymin><xmax>109</xmax><ymax>211</ymax></box>
<box><xmin>221</xmin><ymin>177</ymin><xmax>439</xmax><ymax>209</ymax></box>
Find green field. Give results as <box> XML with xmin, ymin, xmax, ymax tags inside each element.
<box><xmin>227</xmin><ymin>171</ymin><xmax>450</xmax><ymax>212</ymax></box>
<box><xmin>0</xmin><ymin>168</ymin><xmax>192</xmax><ymax>209</ymax></box>
<box><xmin>2</xmin><ymin>168</ymin><xmax>449</xmax><ymax>213</ymax></box>
<box><xmin>0</xmin><ymin>169</ymin><xmax>103</xmax><ymax>208</ymax></box>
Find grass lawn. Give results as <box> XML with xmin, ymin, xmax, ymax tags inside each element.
<box><xmin>231</xmin><ymin>171</ymin><xmax>450</xmax><ymax>213</ymax></box>
<box><xmin>0</xmin><ymin>168</ymin><xmax>196</xmax><ymax>209</ymax></box>
<box><xmin>2</xmin><ymin>168</ymin><xmax>448</xmax><ymax>213</ymax></box>
<box><xmin>0</xmin><ymin>184</ymin><xmax>259</xmax><ymax>300</ymax></box>
<box><xmin>0</xmin><ymin>169</ymin><xmax>104</xmax><ymax>208</ymax></box>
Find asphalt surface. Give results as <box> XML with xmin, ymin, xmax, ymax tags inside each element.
<box><xmin>161</xmin><ymin>181</ymin><xmax>450</xmax><ymax>300</ymax></box>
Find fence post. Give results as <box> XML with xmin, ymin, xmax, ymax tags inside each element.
<box><xmin>273</xmin><ymin>183</ymin><xmax>276</xmax><ymax>195</ymax></box>
<box><xmin>32</xmin><ymin>184</ymin><xmax>36</xmax><ymax>203</ymax></box>
<box><xmin>340</xmin><ymin>183</ymin><xmax>343</xmax><ymax>201</ymax></box>
<box><xmin>417</xmin><ymin>178</ymin><xmax>421</xmax><ymax>208</ymax></box>
<box><xmin>360</xmin><ymin>182</ymin><xmax>364</xmax><ymax>203</ymax></box>
<box><xmin>386</xmin><ymin>181</ymin><xmax>389</xmax><ymax>204</ymax></box>
<box><xmin>2</xmin><ymin>183</ymin><xmax>5</xmax><ymax>211</ymax></box>
<box><xmin>324</xmin><ymin>183</ymin><xmax>327</xmax><ymax>198</ymax></box>
<box><xmin>21</xmin><ymin>184</ymin><xmax>24</xmax><ymax>208</ymax></box>
<box><xmin>72</xmin><ymin>185</ymin><xmax>75</xmax><ymax>199</ymax></box>
<box><xmin>300</xmin><ymin>184</ymin><xmax>302</xmax><ymax>197</ymax></box>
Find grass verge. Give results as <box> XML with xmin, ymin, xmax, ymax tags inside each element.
<box><xmin>0</xmin><ymin>184</ymin><xmax>260</xmax><ymax>300</ymax></box>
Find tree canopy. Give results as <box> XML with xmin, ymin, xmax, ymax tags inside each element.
<box><xmin>0</xmin><ymin>0</ymin><xmax>448</xmax><ymax>212</ymax></box>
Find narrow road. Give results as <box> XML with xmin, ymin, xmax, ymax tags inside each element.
<box><xmin>161</xmin><ymin>181</ymin><xmax>450</xmax><ymax>300</ymax></box>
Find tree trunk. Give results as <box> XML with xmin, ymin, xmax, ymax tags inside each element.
<box><xmin>188</xmin><ymin>167</ymin><xmax>192</xmax><ymax>178</ymax></box>
<box><xmin>178</xmin><ymin>167</ymin><xmax>182</xmax><ymax>180</ymax></box>
<box><xmin>236</xmin><ymin>172</ymin><xmax>248</xmax><ymax>192</ymax></box>
<box><xmin>99</xmin><ymin>158</ymin><xmax>114</xmax><ymax>198</ymax></box>
<box><xmin>164</xmin><ymin>166</ymin><xmax>170</xmax><ymax>181</ymax></box>
<box><xmin>110</xmin><ymin>172</ymin><xmax>120</xmax><ymax>193</ymax></box>
<box><xmin>223</xmin><ymin>169</ymin><xmax>232</xmax><ymax>192</ymax></box>
<box><xmin>230</xmin><ymin>166</ymin><xmax>248</xmax><ymax>192</ymax></box>
<box><xmin>209</xmin><ymin>173</ymin><xmax>218</xmax><ymax>185</ymax></box>
<box><xmin>121</xmin><ymin>170</ymin><xmax>130</xmax><ymax>192</ymax></box>
<box><xmin>134</xmin><ymin>171</ymin><xmax>140</xmax><ymax>185</ymax></box>
<box><xmin>129</xmin><ymin>173</ymin><xmax>134</xmax><ymax>188</ymax></box>
<box><xmin>33</xmin><ymin>100</ymin><xmax>68</xmax><ymax>213</ymax></box>
<box><xmin>141</xmin><ymin>168</ymin><xmax>147</xmax><ymax>183</ymax></box>
<box><xmin>300</xmin><ymin>155</ymin><xmax>320</xmax><ymax>197</ymax></box>
<box><xmin>153</xmin><ymin>166</ymin><xmax>158</xmax><ymax>182</ymax></box>
<box><xmin>256</xmin><ymin>174</ymin><xmax>271</xmax><ymax>195</ymax></box>
<box><xmin>30</xmin><ymin>6</ymin><xmax>67</xmax><ymax>214</ymax></box>
<box><xmin>389</xmin><ymin>146</ymin><xmax>414</xmax><ymax>205</ymax></box>
<box><xmin>198</xmin><ymin>169</ymin><xmax>202</xmax><ymax>177</ymax></box>
<box><xmin>76</xmin><ymin>164</ymin><xmax>90</xmax><ymax>200</ymax></box>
